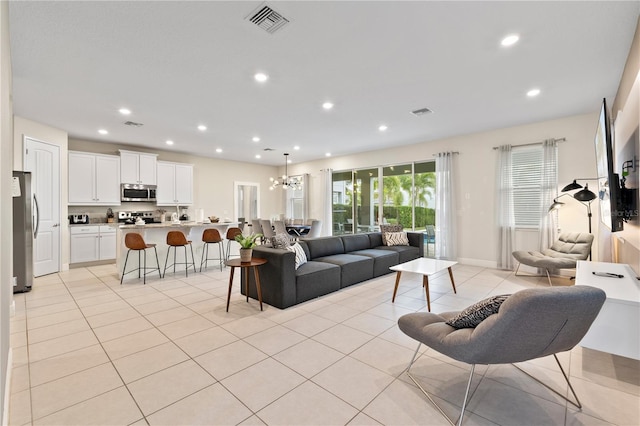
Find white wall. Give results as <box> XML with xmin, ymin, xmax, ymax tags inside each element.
<box><xmin>0</xmin><ymin>1</ymin><xmax>12</xmax><ymax>421</ymax></box>
<box><xmin>286</xmin><ymin>113</ymin><xmax>601</xmax><ymax>268</ymax></box>
<box><xmin>612</xmin><ymin>16</ymin><xmax>640</xmax><ymax>274</ymax></box>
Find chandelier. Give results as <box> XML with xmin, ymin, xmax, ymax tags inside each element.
<box><xmin>270</xmin><ymin>153</ymin><xmax>302</xmax><ymax>190</ymax></box>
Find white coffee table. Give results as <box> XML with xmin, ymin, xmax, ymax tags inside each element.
<box><xmin>390</xmin><ymin>258</ymin><xmax>458</xmax><ymax>311</ymax></box>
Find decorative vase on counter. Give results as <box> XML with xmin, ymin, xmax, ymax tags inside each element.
<box><xmin>239</xmin><ymin>248</ymin><xmax>253</xmax><ymax>263</ymax></box>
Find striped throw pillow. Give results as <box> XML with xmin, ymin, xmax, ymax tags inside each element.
<box><xmin>385</xmin><ymin>231</ymin><xmax>409</xmax><ymax>246</ymax></box>
<box><xmin>286</xmin><ymin>242</ymin><xmax>307</xmax><ymax>269</ymax></box>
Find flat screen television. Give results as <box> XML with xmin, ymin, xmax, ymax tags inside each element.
<box><xmin>594</xmin><ymin>98</ymin><xmax>624</xmax><ymax>232</ymax></box>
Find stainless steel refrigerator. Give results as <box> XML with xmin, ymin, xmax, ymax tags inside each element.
<box><xmin>12</xmin><ymin>171</ymin><xmax>34</xmax><ymax>293</ymax></box>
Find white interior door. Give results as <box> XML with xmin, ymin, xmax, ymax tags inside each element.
<box><xmin>24</xmin><ymin>138</ymin><xmax>60</xmax><ymax>277</ymax></box>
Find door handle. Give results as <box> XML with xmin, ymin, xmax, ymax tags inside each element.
<box><xmin>52</xmin><ymin>223</ymin><xmax>59</xmax><ymax>227</ymax></box>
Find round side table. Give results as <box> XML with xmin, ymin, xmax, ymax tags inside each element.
<box><xmin>225</xmin><ymin>257</ymin><xmax>267</xmax><ymax>311</ymax></box>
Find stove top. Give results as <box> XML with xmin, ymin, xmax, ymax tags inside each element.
<box><xmin>118</xmin><ymin>211</ymin><xmax>161</xmax><ymax>224</ymax></box>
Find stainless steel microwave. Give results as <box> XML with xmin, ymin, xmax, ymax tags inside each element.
<box><xmin>121</xmin><ymin>184</ymin><xmax>157</xmax><ymax>202</ymax></box>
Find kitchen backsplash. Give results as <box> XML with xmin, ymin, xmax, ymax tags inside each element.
<box><xmin>68</xmin><ymin>202</ymin><xmax>180</xmax><ymax>222</ymax></box>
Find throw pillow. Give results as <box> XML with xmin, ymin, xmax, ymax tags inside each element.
<box><xmin>385</xmin><ymin>231</ymin><xmax>409</xmax><ymax>246</ymax></box>
<box><xmin>286</xmin><ymin>242</ymin><xmax>307</xmax><ymax>269</ymax></box>
<box><xmin>445</xmin><ymin>294</ymin><xmax>510</xmax><ymax>329</ymax></box>
<box><xmin>271</xmin><ymin>233</ymin><xmax>291</xmax><ymax>249</ymax></box>
<box><xmin>380</xmin><ymin>224</ymin><xmax>403</xmax><ymax>245</ymax></box>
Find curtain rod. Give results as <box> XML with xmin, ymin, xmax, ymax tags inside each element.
<box><xmin>492</xmin><ymin>137</ymin><xmax>566</xmax><ymax>150</ymax></box>
<box><xmin>432</xmin><ymin>151</ymin><xmax>460</xmax><ymax>157</ymax></box>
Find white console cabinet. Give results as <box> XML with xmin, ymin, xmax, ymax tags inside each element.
<box><xmin>69</xmin><ymin>151</ymin><xmax>121</xmax><ymax>205</ymax></box>
<box><xmin>575</xmin><ymin>260</ymin><xmax>639</xmax><ymax>360</ymax></box>
<box><xmin>70</xmin><ymin>225</ymin><xmax>117</xmax><ymax>263</ymax></box>
<box><xmin>119</xmin><ymin>150</ymin><xmax>158</xmax><ymax>185</ymax></box>
<box><xmin>156</xmin><ymin>161</ymin><xmax>193</xmax><ymax>206</ymax></box>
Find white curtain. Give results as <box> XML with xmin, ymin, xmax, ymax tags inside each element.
<box><xmin>320</xmin><ymin>168</ymin><xmax>333</xmax><ymax>236</ymax></box>
<box><xmin>496</xmin><ymin>144</ymin><xmax>515</xmax><ymax>269</ymax></box>
<box><xmin>538</xmin><ymin>139</ymin><xmax>558</xmax><ymax>250</ymax></box>
<box><xmin>435</xmin><ymin>152</ymin><xmax>457</xmax><ymax>260</ymax></box>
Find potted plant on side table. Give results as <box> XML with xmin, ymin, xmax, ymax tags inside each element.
<box><xmin>235</xmin><ymin>233</ymin><xmax>263</xmax><ymax>262</ymax></box>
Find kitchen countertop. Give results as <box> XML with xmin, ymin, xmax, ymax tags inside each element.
<box><xmin>118</xmin><ymin>221</ymin><xmax>238</xmax><ymax>229</ymax></box>
<box><xmin>69</xmin><ymin>222</ymin><xmax>117</xmax><ymax>227</ymax></box>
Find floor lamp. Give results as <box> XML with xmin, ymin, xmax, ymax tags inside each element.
<box><xmin>549</xmin><ymin>180</ymin><xmax>597</xmax><ymax>260</ymax></box>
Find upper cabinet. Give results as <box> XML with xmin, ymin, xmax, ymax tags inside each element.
<box><xmin>119</xmin><ymin>150</ymin><xmax>158</xmax><ymax>185</ymax></box>
<box><xmin>156</xmin><ymin>161</ymin><xmax>193</xmax><ymax>206</ymax></box>
<box><xmin>69</xmin><ymin>151</ymin><xmax>121</xmax><ymax>205</ymax></box>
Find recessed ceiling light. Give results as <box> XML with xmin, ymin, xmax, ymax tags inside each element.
<box><xmin>378</xmin><ymin>125</ymin><xmax>388</xmax><ymax>132</ymax></box>
<box><xmin>322</xmin><ymin>102</ymin><xmax>334</xmax><ymax>110</ymax></box>
<box><xmin>287</xmin><ymin>159</ymin><xmax>292</xmax><ymax>164</ymax></box>
<box><xmin>119</xmin><ymin>108</ymin><xmax>131</xmax><ymax>115</ymax></box>
<box><xmin>98</xmin><ymin>129</ymin><xmax>108</xmax><ymax>135</ymax></box>
<box><xmin>527</xmin><ymin>88</ymin><xmax>541</xmax><ymax>97</ymax></box>
<box><xmin>197</xmin><ymin>125</ymin><xmax>207</xmax><ymax>131</ymax></box>
<box><xmin>166</xmin><ymin>140</ymin><xmax>174</xmax><ymax>145</ymax></box>
<box><xmin>255</xmin><ymin>154</ymin><xmax>261</xmax><ymax>159</ymax></box>
<box><xmin>254</xmin><ymin>72</ymin><xmax>269</xmax><ymax>83</ymax></box>
<box><xmin>215</xmin><ymin>148</ymin><xmax>222</xmax><ymax>153</ymax></box>
<box><xmin>293</xmin><ymin>145</ymin><xmax>300</xmax><ymax>150</ymax></box>
<box><xmin>325</xmin><ymin>153</ymin><xmax>331</xmax><ymax>157</ymax></box>
<box><xmin>252</xmin><ymin>136</ymin><xmax>261</xmax><ymax>142</ymax></box>
<box><xmin>501</xmin><ymin>34</ymin><xmax>520</xmax><ymax>47</ymax></box>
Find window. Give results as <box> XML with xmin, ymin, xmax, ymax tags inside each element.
<box><xmin>511</xmin><ymin>145</ymin><xmax>556</xmax><ymax>228</ymax></box>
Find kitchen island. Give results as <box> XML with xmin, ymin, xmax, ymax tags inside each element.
<box><xmin>117</xmin><ymin>222</ymin><xmax>239</xmax><ymax>279</ymax></box>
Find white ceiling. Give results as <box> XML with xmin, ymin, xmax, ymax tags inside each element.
<box><xmin>8</xmin><ymin>1</ymin><xmax>640</xmax><ymax>166</ymax></box>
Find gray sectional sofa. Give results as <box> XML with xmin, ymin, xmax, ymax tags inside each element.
<box><xmin>241</xmin><ymin>232</ymin><xmax>423</xmax><ymax>309</ymax></box>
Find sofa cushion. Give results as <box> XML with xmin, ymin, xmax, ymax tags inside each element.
<box><xmin>351</xmin><ymin>249</ymin><xmax>399</xmax><ymax>277</ymax></box>
<box><xmin>341</xmin><ymin>234</ymin><xmax>372</xmax><ymax>252</ymax></box>
<box><xmin>314</xmin><ymin>254</ymin><xmax>374</xmax><ymax>287</ymax></box>
<box><xmin>368</xmin><ymin>232</ymin><xmax>383</xmax><ymax>248</ymax></box>
<box><xmin>295</xmin><ymin>261</ymin><xmax>341</xmax><ymax>303</ymax></box>
<box><xmin>376</xmin><ymin>245</ymin><xmax>420</xmax><ymax>263</ymax></box>
<box><xmin>306</xmin><ymin>237</ymin><xmax>345</xmax><ymax>259</ymax></box>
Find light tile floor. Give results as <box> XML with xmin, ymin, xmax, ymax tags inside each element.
<box><xmin>8</xmin><ymin>263</ymin><xmax>640</xmax><ymax>425</ymax></box>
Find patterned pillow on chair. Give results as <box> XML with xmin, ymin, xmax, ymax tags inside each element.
<box><xmin>445</xmin><ymin>295</ymin><xmax>511</xmax><ymax>329</ymax></box>
<box><xmin>380</xmin><ymin>224</ymin><xmax>403</xmax><ymax>245</ymax></box>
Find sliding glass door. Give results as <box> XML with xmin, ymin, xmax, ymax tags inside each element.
<box><xmin>331</xmin><ymin>161</ymin><xmax>436</xmax><ymax>246</ymax></box>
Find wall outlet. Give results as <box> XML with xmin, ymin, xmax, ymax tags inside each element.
<box><xmin>12</xmin><ymin>276</ymin><xmax>17</xmax><ymax>287</ymax></box>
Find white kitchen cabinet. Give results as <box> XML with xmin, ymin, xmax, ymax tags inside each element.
<box><xmin>69</xmin><ymin>151</ymin><xmax>120</xmax><ymax>205</ymax></box>
<box><xmin>70</xmin><ymin>225</ymin><xmax>116</xmax><ymax>263</ymax></box>
<box><xmin>120</xmin><ymin>150</ymin><xmax>158</xmax><ymax>185</ymax></box>
<box><xmin>156</xmin><ymin>161</ymin><xmax>193</xmax><ymax>206</ymax></box>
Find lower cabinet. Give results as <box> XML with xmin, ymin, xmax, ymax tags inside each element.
<box><xmin>70</xmin><ymin>225</ymin><xmax>116</xmax><ymax>263</ymax></box>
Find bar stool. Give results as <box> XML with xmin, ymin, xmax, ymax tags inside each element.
<box><xmin>225</xmin><ymin>227</ymin><xmax>243</xmax><ymax>261</ymax></box>
<box><xmin>164</xmin><ymin>231</ymin><xmax>196</xmax><ymax>277</ymax></box>
<box><xmin>200</xmin><ymin>228</ymin><xmax>224</xmax><ymax>272</ymax></box>
<box><xmin>121</xmin><ymin>233</ymin><xmax>161</xmax><ymax>284</ymax></box>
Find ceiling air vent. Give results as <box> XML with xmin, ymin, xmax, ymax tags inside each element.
<box><xmin>248</xmin><ymin>4</ymin><xmax>290</xmax><ymax>34</ymax></box>
<box><xmin>123</xmin><ymin>121</ymin><xmax>144</xmax><ymax>127</ymax></box>
<box><xmin>411</xmin><ymin>108</ymin><xmax>433</xmax><ymax>116</ymax></box>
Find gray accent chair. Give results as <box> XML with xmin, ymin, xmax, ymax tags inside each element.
<box><xmin>398</xmin><ymin>285</ymin><xmax>606</xmax><ymax>426</ymax></box>
<box><xmin>512</xmin><ymin>232</ymin><xmax>594</xmax><ymax>286</ymax></box>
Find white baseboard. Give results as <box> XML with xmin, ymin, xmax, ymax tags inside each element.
<box><xmin>2</xmin><ymin>348</ymin><xmax>12</xmax><ymax>426</ymax></box>
<box><xmin>456</xmin><ymin>257</ymin><xmax>499</xmax><ymax>269</ymax></box>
